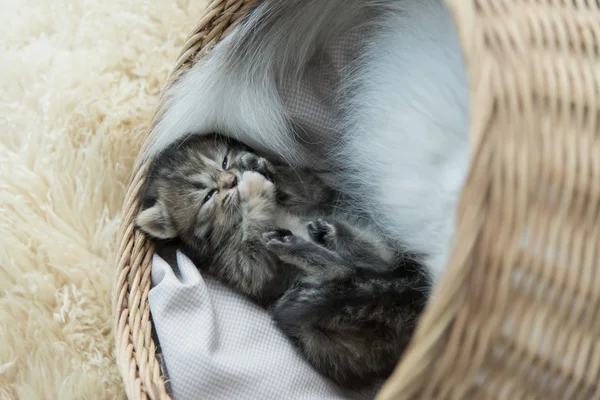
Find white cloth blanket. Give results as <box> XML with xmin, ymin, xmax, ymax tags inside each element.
<box><xmin>148</xmin><ymin>251</ymin><xmax>379</xmax><ymax>400</ymax></box>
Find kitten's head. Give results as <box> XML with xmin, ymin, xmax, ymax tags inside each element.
<box><xmin>136</xmin><ymin>135</ymin><xmax>254</xmax><ymax>255</ymax></box>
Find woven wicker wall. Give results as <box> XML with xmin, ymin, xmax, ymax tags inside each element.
<box><xmin>378</xmin><ymin>1</ymin><xmax>600</xmax><ymax>398</ymax></box>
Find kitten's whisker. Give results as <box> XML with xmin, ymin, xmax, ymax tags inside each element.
<box><xmin>224</xmin><ymin>192</ymin><xmax>240</xmax><ymax>214</ymax></box>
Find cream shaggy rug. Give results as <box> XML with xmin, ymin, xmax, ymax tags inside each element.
<box><xmin>0</xmin><ymin>0</ymin><xmax>208</xmax><ymax>398</ymax></box>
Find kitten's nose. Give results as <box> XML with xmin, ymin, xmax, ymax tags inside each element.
<box><xmin>220</xmin><ymin>173</ymin><xmax>238</xmax><ymax>189</ymax></box>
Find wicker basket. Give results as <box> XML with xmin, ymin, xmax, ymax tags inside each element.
<box><xmin>112</xmin><ymin>1</ymin><xmax>600</xmax><ymax>399</ymax></box>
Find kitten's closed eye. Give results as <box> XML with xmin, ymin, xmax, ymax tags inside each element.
<box><xmin>204</xmin><ymin>189</ymin><xmax>217</xmax><ymax>204</ymax></box>
<box><xmin>222</xmin><ymin>152</ymin><xmax>229</xmax><ymax>170</ymax></box>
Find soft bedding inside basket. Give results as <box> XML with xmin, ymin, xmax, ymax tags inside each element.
<box><xmin>149</xmin><ymin>250</ymin><xmax>378</xmax><ymax>400</ymax></box>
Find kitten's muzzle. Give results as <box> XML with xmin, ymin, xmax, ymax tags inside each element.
<box><xmin>219</xmin><ymin>173</ymin><xmax>238</xmax><ymax>190</ymax></box>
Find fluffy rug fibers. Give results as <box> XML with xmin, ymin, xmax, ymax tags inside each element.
<box><xmin>0</xmin><ymin>0</ymin><xmax>208</xmax><ymax>397</ymax></box>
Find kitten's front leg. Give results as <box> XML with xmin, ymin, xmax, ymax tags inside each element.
<box><xmin>237</xmin><ymin>170</ymin><xmax>278</xmax><ymax>243</ymax></box>
<box><xmin>223</xmin><ymin>171</ymin><xmax>284</xmax><ymax>304</ymax></box>
<box><xmin>237</xmin><ymin>170</ymin><xmax>277</xmax><ymax>246</ymax></box>
<box><xmin>262</xmin><ymin>229</ymin><xmax>350</xmax><ymax>280</ymax></box>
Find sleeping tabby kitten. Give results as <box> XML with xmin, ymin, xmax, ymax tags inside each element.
<box><xmin>136</xmin><ymin>134</ymin><xmax>430</xmax><ymax>389</ymax></box>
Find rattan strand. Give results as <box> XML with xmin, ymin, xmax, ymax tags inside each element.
<box><xmin>113</xmin><ymin>0</ymin><xmax>600</xmax><ymax>399</ymax></box>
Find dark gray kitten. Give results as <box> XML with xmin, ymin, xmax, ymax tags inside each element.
<box><xmin>136</xmin><ymin>134</ymin><xmax>430</xmax><ymax>389</ymax></box>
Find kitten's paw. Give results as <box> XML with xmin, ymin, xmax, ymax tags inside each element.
<box><xmin>262</xmin><ymin>228</ymin><xmax>294</xmax><ymax>243</ymax></box>
<box><xmin>238</xmin><ymin>171</ymin><xmax>275</xmax><ymax>201</ymax></box>
<box><xmin>262</xmin><ymin>228</ymin><xmax>297</xmax><ymax>253</ymax></box>
<box><xmin>235</xmin><ymin>153</ymin><xmax>275</xmax><ymax>181</ymax></box>
<box><xmin>307</xmin><ymin>219</ymin><xmax>337</xmax><ymax>249</ymax></box>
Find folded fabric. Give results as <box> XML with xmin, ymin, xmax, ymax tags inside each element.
<box><xmin>148</xmin><ymin>250</ymin><xmax>379</xmax><ymax>400</ymax></box>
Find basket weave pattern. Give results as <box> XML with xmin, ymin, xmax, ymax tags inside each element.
<box><xmin>112</xmin><ymin>1</ymin><xmax>600</xmax><ymax>399</ymax></box>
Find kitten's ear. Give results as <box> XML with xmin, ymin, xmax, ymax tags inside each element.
<box><xmin>135</xmin><ymin>201</ymin><xmax>177</xmax><ymax>240</ymax></box>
